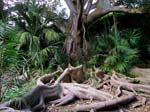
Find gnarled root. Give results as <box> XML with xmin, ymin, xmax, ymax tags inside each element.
<box><xmin>73</xmin><ymin>94</ymin><xmax>136</xmax><ymax>111</ymax></box>
<box><xmin>2</xmin><ymin>65</ymin><xmax>150</xmax><ymax>112</ymax></box>
<box><xmin>37</xmin><ymin>65</ymin><xmax>113</xmax><ymax>106</ymax></box>
<box><xmin>111</xmin><ymin>71</ymin><xmax>150</xmax><ymax>95</ymax></box>
<box><xmin>1</xmin><ymin>84</ymin><xmax>62</xmax><ymax>112</ymax></box>
<box><xmin>36</xmin><ymin>67</ymin><xmax>150</xmax><ymax>111</ymax></box>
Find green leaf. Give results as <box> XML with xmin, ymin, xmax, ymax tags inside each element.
<box><xmin>43</xmin><ymin>29</ymin><xmax>59</xmax><ymax>42</ymax></box>
<box><xmin>18</xmin><ymin>32</ymin><xmax>31</xmax><ymax>48</ymax></box>
<box><xmin>104</xmin><ymin>55</ymin><xmax>117</xmax><ymax>65</ymax></box>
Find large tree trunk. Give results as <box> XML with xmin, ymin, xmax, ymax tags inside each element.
<box><xmin>56</xmin><ymin>0</ymin><xmax>142</xmax><ymax>61</ymax></box>
<box><xmin>62</xmin><ymin>0</ymin><xmax>85</xmax><ymax>61</ymax></box>
<box><xmin>63</xmin><ymin>25</ymin><xmax>83</xmax><ymax>60</ymax></box>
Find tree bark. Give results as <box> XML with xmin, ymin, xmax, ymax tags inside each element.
<box><xmin>56</xmin><ymin>0</ymin><xmax>142</xmax><ymax>61</ymax></box>
<box><xmin>73</xmin><ymin>94</ymin><xmax>136</xmax><ymax>111</ymax></box>
<box><xmin>0</xmin><ymin>0</ymin><xmax>4</xmax><ymax>19</ymax></box>
<box><xmin>63</xmin><ymin>17</ymin><xmax>83</xmax><ymax>60</ymax></box>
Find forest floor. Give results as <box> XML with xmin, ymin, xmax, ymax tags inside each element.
<box><xmin>46</xmin><ymin>90</ymin><xmax>150</xmax><ymax>112</ymax></box>
<box><xmin>46</xmin><ymin>67</ymin><xmax>150</xmax><ymax>112</ymax></box>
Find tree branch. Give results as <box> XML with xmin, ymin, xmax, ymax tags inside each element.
<box><xmin>64</xmin><ymin>0</ymin><xmax>77</xmax><ymax>15</ymax></box>
<box><xmin>85</xmin><ymin>0</ymin><xmax>93</xmax><ymax>14</ymax></box>
<box><xmin>85</xmin><ymin>6</ymin><xmax>142</xmax><ymax>23</ymax></box>
<box><xmin>90</xmin><ymin>2</ymin><xmax>98</xmax><ymax>11</ymax></box>
<box><xmin>54</xmin><ymin>22</ymin><xmax>67</xmax><ymax>33</ymax></box>
<box><xmin>77</xmin><ymin>0</ymin><xmax>84</xmax><ymax>28</ymax></box>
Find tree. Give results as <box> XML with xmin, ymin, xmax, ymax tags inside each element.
<box><xmin>11</xmin><ymin>0</ymin><xmax>63</xmax><ymax>70</ymax></box>
<box><xmin>54</xmin><ymin>0</ymin><xmax>144</xmax><ymax>61</ymax></box>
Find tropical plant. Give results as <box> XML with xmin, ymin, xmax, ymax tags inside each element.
<box><xmin>11</xmin><ymin>0</ymin><xmax>64</xmax><ymax>70</ymax></box>
<box><xmin>93</xmin><ymin>28</ymin><xmax>140</xmax><ymax>73</ymax></box>
<box><xmin>0</xmin><ymin>20</ymin><xmax>20</xmax><ymax>100</ymax></box>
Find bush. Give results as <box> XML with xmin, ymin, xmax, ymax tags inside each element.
<box><xmin>92</xmin><ymin>29</ymin><xmax>140</xmax><ymax>73</ymax></box>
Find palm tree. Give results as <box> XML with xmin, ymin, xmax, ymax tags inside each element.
<box><xmin>12</xmin><ymin>0</ymin><xmax>63</xmax><ymax>70</ymax></box>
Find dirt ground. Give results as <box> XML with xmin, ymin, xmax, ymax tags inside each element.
<box><xmin>46</xmin><ymin>67</ymin><xmax>150</xmax><ymax>112</ymax></box>
<box><xmin>46</xmin><ymin>97</ymin><xmax>150</xmax><ymax>112</ymax></box>
<box><xmin>47</xmin><ymin>92</ymin><xmax>150</xmax><ymax>112</ymax></box>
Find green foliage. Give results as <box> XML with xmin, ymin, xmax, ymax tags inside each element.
<box><xmin>0</xmin><ymin>21</ymin><xmax>27</xmax><ymax>101</ymax></box>
<box><xmin>11</xmin><ymin>0</ymin><xmax>64</xmax><ymax>70</ymax></box>
<box><xmin>92</xmin><ymin>28</ymin><xmax>140</xmax><ymax>73</ymax></box>
<box><xmin>87</xmin><ymin>56</ymin><xmax>98</xmax><ymax>66</ymax></box>
<box><xmin>0</xmin><ymin>21</ymin><xmax>19</xmax><ymax>69</ymax></box>
<box><xmin>115</xmin><ymin>0</ymin><xmax>150</xmax><ymax>9</ymax></box>
<box><xmin>17</xmin><ymin>29</ymin><xmax>62</xmax><ymax>70</ymax></box>
<box><xmin>2</xmin><ymin>80</ymin><xmax>36</xmax><ymax>101</ymax></box>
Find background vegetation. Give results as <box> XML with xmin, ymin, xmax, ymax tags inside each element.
<box><xmin>0</xmin><ymin>0</ymin><xmax>150</xmax><ymax>101</ymax></box>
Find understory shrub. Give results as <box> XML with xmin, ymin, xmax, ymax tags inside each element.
<box><xmin>92</xmin><ymin>29</ymin><xmax>140</xmax><ymax>73</ymax></box>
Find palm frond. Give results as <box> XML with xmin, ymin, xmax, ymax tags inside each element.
<box><xmin>43</xmin><ymin>29</ymin><xmax>59</xmax><ymax>42</ymax></box>
<box><xmin>29</xmin><ymin>36</ymin><xmax>40</xmax><ymax>54</ymax></box>
<box><xmin>122</xmin><ymin>29</ymin><xmax>140</xmax><ymax>47</ymax></box>
<box><xmin>115</xmin><ymin>62</ymin><xmax>127</xmax><ymax>73</ymax></box>
<box><xmin>104</xmin><ymin>55</ymin><xmax>117</xmax><ymax>65</ymax></box>
<box><xmin>94</xmin><ymin>28</ymin><xmax>140</xmax><ymax>73</ymax></box>
<box><xmin>17</xmin><ymin>32</ymin><xmax>31</xmax><ymax>49</ymax></box>
<box><xmin>0</xmin><ymin>21</ymin><xmax>17</xmax><ymax>39</ymax></box>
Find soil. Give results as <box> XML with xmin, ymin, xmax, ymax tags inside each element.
<box><xmin>46</xmin><ymin>96</ymin><xmax>150</xmax><ymax>112</ymax></box>
<box><xmin>46</xmin><ymin>67</ymin><xmax>150</xmax><ymax>112</ymax></box>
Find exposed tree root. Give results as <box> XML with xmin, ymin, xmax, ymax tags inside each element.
<box><xmin>111</xmin><ymin>71</ymin><xmax>150</xmax><ymax>95</ymax></box>
<box><xmin>36</xmin><ymin>66</ymin><xmax>150</xmax><ymax>111</ymax></box>
<box><xmin>37</xmin><ymin>66</ymin><xmax>63</xmax><ymax>85</ymax></box>
<box><xmin>73</xmin><ymin>94</ymin><xmax>136</xmax><ymax>111</ymax></box>
<box><xmin>0</xmin><ymin>84</ymin><xmax>62</xmax><ymax>112</ymax></box>
<box><xmin>1</xmin><ymin>65</ymin><xmax>150</xmax><ymax>112</ymax></box>
<box><xmin>38</xmin><ymin>65</ymin><xmax>113</xmax><ymax>106</ymax></box>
